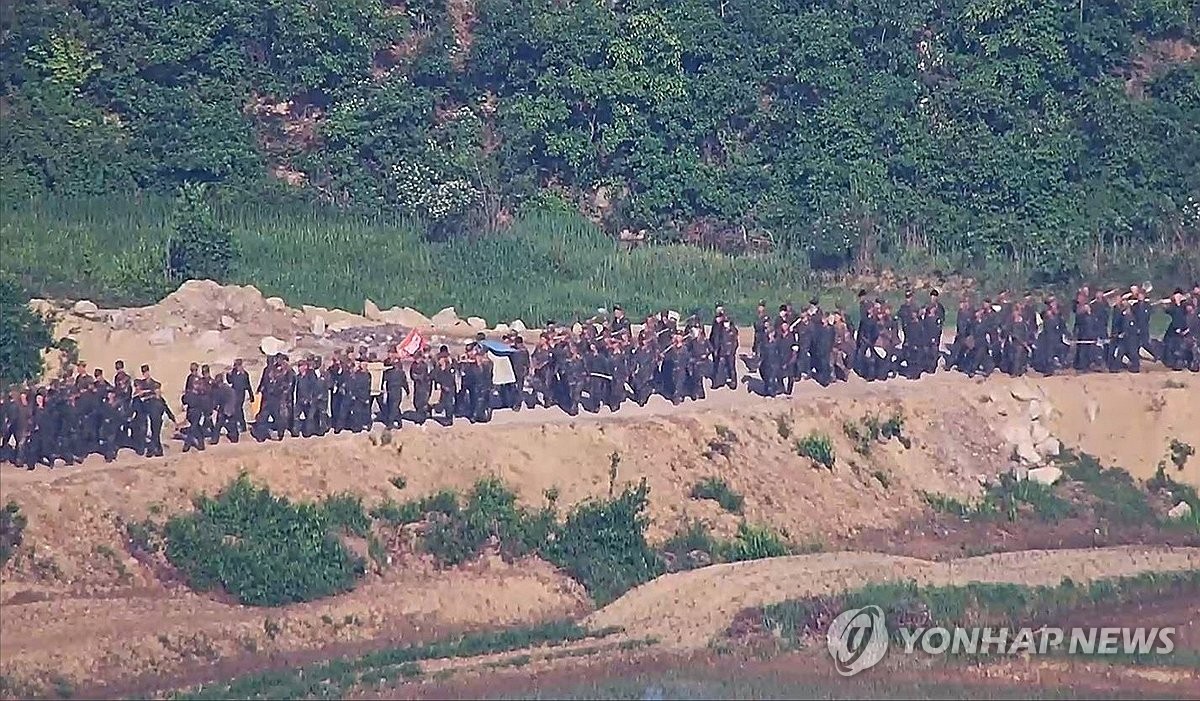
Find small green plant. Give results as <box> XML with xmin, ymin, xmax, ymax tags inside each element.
<box><xmin>320</xmin><ymin>493</ymin><xmax>372</xmax><ymax>537</ymax></box>
<box><xmin>689</xmin><ymin>477</ymin><xmax>745</xmax><ymax>514</ymax></box>
<box><xmin>660</xmin><ymin>520</ymin><xmax>720</xmax><ymax>570</ymax></box>
<box><xmin>794</xmin><ymin>431</ymin><xmax>835</xmax><ymax>470</ymax></box>
<box><xmin>0</xmin><ymin>501</ymin><xmax>28</xmax><ymax>567</ymax></box>
<box><xmin>718</xmin><ymin>523</ymin><xmax>791</xmax><ymax>562</ymax></box>
<box><xmin>843</xmin><ymin>409</ymin><xmax>908</xmax><ymax>455</ymax></box>
<box><xmin>124</xmin><ymin>518</ymin><xmax>163</xmax><ymax>555</ymax></box>
<box><xmin>370</xmin><ymin>490</ymin><xmax>459</xmax><ymax>525</ymax></box>
<box><xmin>923</xmin><ymin>472</ymin><xmax>1071</xmax><ymax>523</ymax></box>
<box><xmin>163</xmin><ymin>474</ymin><xmax>366</xmax><ymax>606</ymax></box>
<box><xmin>607</xmin><ymin>451</ymin><xmax>621</xmax><ymax>497</ymax></box>
<box><xmin>774</xmin><ymin>414</ymin><xmax>792</xmax><ymax>439</ymax></box>
<box><xmin>871</xmin><ymin>469</ymin><xmax>892</xmax><ymax>490</ymax></box>
<box><xmin>389</xmin><ymin>475</ymin><xmax>407</xmax><ymax>490</ymax></box>
<box><xmin>1168</xmin><ymin>439</ymin><xmax>1195</xmax><ymax>472</ymax></box>
<box><xmin>705</xmin><ymin>425</ymin><xmax>739</xmax><ymax>460</ymax></box>
<box><xmin>367</xmin><ymin>534</ymin><xmax>388</xmax><ymax>570</ymax></box>
<box><xmin>1059</xmin><ymin>451</ymin><xmax>1156</xmax><ymax>524</ymax></box>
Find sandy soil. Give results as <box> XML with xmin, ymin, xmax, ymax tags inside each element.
<box><xmin>584</xmin><ymin>546</ymin><xmax>1200</xmax><ymax>651</ymax></box>
<box><xmin>2</xmin><ymin>287</ymin><xmax>1197</xmax><ymax>695</ymax></box>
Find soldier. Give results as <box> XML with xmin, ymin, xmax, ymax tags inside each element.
<box><xmin>662</xmin><ymin>333</ymin><xmax>689</xmax><ymax>404</ymax></box>
<box><xmin>254</xmin><ymin>357</ymin><xmax>288</xmax><ymax>441</ymax></box>
<box><xmin>473</xmin><ymin>351</ymin><xmax>494</xmax><ymax>423</ymax></box>
<box><xmin>130</xmin><ymin>365</ymin><xmax>158</xmax><ymax>453</ymax></box>
<box><xmin>610</xmin><ymin>304</ymin><xmax>632</xmax><ymax>339</ymax></box>
<box><xmin>560</xmin><ymin>345</ymin><xmax>587</xmax><ymax>415</ymax></box>
<box><xmin>608</xmin><ymin>337</ymin><xmax>630</xmax><ymax>411</ymax></box>
<box><xmin>24</xmin><ymin>392</ymin><xmax>51</xmax><ymax>469</ymax></box>
<box><xmin>1108</xmin><ymin>299</ymin><xmax>1140</xmax><ymax>373</ymax></box>
<box><xmin>685</xmin><ymin>326</ymin><xmax>710</xmax><ymax>400</ymax></box>
<box><xmin>227</xmin><ymin>359</ymin><xmax>254</xmax><ymax>434</ymax></box>
<box><xmin>433</xmin><ymin>354</ymin><xmax>457</xmax><ymax>422</ymax></box>
<box><xmin>758</xmin><ymin>326</ymin><xmax>782</xmax><ymax>397</ymax></box>
<box><xmin>212</xmin><ymin>371</ymin><xmax>241</xmax><ymax>443</ymax></box>
<box><xmin>629</xmin><ymin>338</ymin><xmax>657</xmax><ymax>406</ymax></box>
<box><xmin>751</xmin><ymin>300</ymin><xmax>769</xmax><ymax>360</ymax></box>
<box><xmin>1162</xmin><ymin>288</ymin><xmax>1190</xmax><ymax>370</ymax></box>
<box><xmin>142</xmin><ymin>384</ymin><xmax>175</xmax><ymax>458</ymax></box>
<box><xmin>382</xmin><ymin>356</ymin><xmax>409</xmax><ymax>428</ymax></box>
<box><xmin>1005</xmin><ymin>310</ymin><xmax>1032</xmax><ymax>377</ymax></box>
<box><xmin>182</xmin><ymin>365</ymin><xmax>210</xmax><ymax>452</ymax></box>
<box><xmin>1073</xmin><ymin>303</ymin><xmax>1102</xmax><ymax>372</ymax></box>
<box><xmin>584</xmin><ymin>342</ymin><xmax>611</xmax><ymax>413</ymax></box>
<box><xmin>711</xmin><ymin>309</ymin><xmax>739</xmax><ymax>389</ymax></box>
<box><xmin>349</xmin><ymin>360</ymin><xmax>372</xmax><ymax>431</ymax></box>
<box><xmin>293</xmin><ymin>358</ymin><xmax>319</xmax><ymax>436</ymax></box>
<box><xmin>97</xmin><ymin>390</ymin><xmax>124</xmax><ymax>462</ymax></box>
<box><xmin>455</xmin><ymin>350</ymin><xmax>478</xmax><ymax>419</ymax></box>
<box><xmin>509</xmin><ymin>335</ymin><xmax>530</xmax><ymax>411</ymax></box>
<box><xmin>812</xmin><ymin>314</ymin><xmax>836</xmax><ymax>387</ymax></box>
<box><xmin>409</xmin><ymin>351</ymin><xmax>433</xmax><ymax>423</ymax></box>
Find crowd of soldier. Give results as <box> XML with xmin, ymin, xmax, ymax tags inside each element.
<box><xmin>2</xmin><ymin>284</ymin><xmax>1197</xmax><ymax>469</ymax></box>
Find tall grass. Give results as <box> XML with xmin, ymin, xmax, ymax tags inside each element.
<box><xmin>1</xmin><ymin>196</ymin><xmax>827</xmax><ymax>323</ymax></box>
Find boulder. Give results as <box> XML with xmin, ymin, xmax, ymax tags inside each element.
<box><xmin>147</xmin><ymin>328</ymin><xmax>175</xmax><ymax>346</ymax></box>
<box><xmin>1027</xmin><ymin>400</ymin><xmax>1043</xmax><ymax>421</ymax></box>
<box><xmin>219</xmin><ymin>314</ymin><xmax>236</xmax><ymax>329</ymax></box>
<box><xmin>1026</xmin><ymin>466</ymin><xmax>1063</xmax><ymax>486</ymax></box>
<box><xmin>259</xmin><ymin>335</ymin><xmax>290</xmax><ymax>356</ymax></box>
<box><xmin>364</xmin><ymin>298</ymin><xmax>382</xmax><ymax>321</ymax></box>
<box><xmin>1001</xmin><ymin>422</ymin><xmax>1032</xmax><ymax>447</ymax></box>
<box><xmin>196</xmin><ymin>330</ymin><xmax>223</xmax><ymax>353</ymax></box>
<box><xmin>431</xmin><ymin>307</ymin><xmax>459</xmax><ymax>326</ymax></box>
<box><xmin>1009</xmin><ymin>465</ymin><xmax>1030</xmax><ymax>481</ymax></box>
<box><xmin>107</xmin><ymin>311</ymin><xmax>129</xmax><ymax>330</ymax></box>
<box><xmin>1010</xmin><ymin>382</ymin><xmax>1041</xmax><ymax>402</ymax></box>
<box><xmin>1036</xmin><ymin>437</ymin><xmax>1061</xmax><ymax>458</ymax></box>
<box><xmin>379</xmin><ymin>306</ymin><xmax>433</xmax><ymax>328</ymax></box>
<box><xmin>1015</xmin><ymin>440</ymin><xmax>1043</xmax><ymax>466</ymax></box>
<box><xmin>265</xmin><ymin>296</ymin><xmax>287</xmax><ymax>311</ymax></box>
<box><xmin>1167</xmin><ymin>501</ymin><xmax>1193</xmax><ymax>521</ymax></box>
<box><xmin>510</xmin><ymin>319</ymin><xmax>528</xmax><ymax>333</ymax></box>
<box><xmin>1085</xmin><ymin>399</ymin><xmax>1099</xmax><ymax>423</ymax></box>
<box><xmin>311</xmin><ymin>315</ymin><xmax>327</xmax><ymax>336</ymax></box>
<box><xmin>493</xmin><ymin>323</ymin><xmax>511</xmax><ymax>336</ymax></box>
<box><xmin>466</xmin><ymin>316</ymin><xmax>488</xmax><ymax>330</ymax></box>
<box><xmin>1030</xmin><ymin>422</ymin><xmax>1052</xmax><ymax>446</ymax></box>
<box><xmin>72</xmin><ymin>300</ymin><xmax>99</xmax><ymax>316</ymax></box>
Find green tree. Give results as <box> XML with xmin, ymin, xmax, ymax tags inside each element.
<box><xmin>167</xmin><ymin>183</ymin><xmax>236</xmax><ymax>283</ymax></box>
<box><xmin>0</xmin><ymin>275</ymin><xmax>54</xmax><ymax>389</ymax></box>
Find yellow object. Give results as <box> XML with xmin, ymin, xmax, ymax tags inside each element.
<box><xmin>249</xmin><ymin>395</ymin><xmax>262</xmax><ymax>421</ymax></box>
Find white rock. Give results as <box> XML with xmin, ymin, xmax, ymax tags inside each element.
<box><xmin>196</xmin><ymin>330</ymin><xmax>223</xmax><ymax>352</ymax></box>
<box><xmin>147</xmin><ymin>328</ymin><xmax>175</xmax><ymax>346</ymax></box>
<box><xmin>510</xmin><ymin>319</ymin><xmax>528</xmax><ymax>333</ymax></box>
<box><xmin>1036</xmin><ymin>437</ymin><xmax>1061</xmax><ymax>458</ymax></box>
<box><xmin>107</xmin><ymin>310</ymin><xmax>128</xmax><ymax>330</ymax></box>
<box><xmin>379</xmin><ymin>306</ymin><xmax>433</xmax><ymax>328</ymax></box>
<box><xmin>219</xmin><ymin>314</ymin><xmax>236</xmax><ymax>329</ymax></box>
<box><xmin>431</xmin><ymin>307</ymin><xmax>459</xmax><ymax>326</ymax></box>
<box><xmin>1010</xmin><ymin>382</ymin><xmax>1039</xmax><ymax>402</ymax></box>
<box><xmin>1026</xmin><ymin>466</ymin><xmax>1063</xmax><ymax>486</ymax></box>
<box><xmin>466</xmin><ymin>316</ymin><xmax>487</xmax><ymax>330</ymax></box>
<box><xmin>1085</xmin><ymin>399</ymin><xmax>1099</xmax><ymax>423</ymax></box>
<box><xmin>493</xmin><ymin>323</ymin><xmax>511</xmax><ymax>335</ymax></box>
<box><xmin>1015</xmin><ymin>441</ymin><xmax>1043</xmax><ymax>466</ymax></box>
<box><xmin>265</xmin><ymin>296</ymin><xmax>287</xmax><ymax>311</ymax></box>
<box><xmin>364</xmin><ymin>298</ymin><xmax>382</xmax><ymax>321</ymax></box>
<box><xmin>1001</xmin><ymin>422</ymin><xmax>1032</xmax><ymax>447</ymax></box>
<box><xmin>1027</xmin><ymin>400</ymin><xmax>1043</xmax><ymax>421</ymax></box>
<box><xmin>72</xmin><ymin>300</ymin><xmax>99</xmax><ymax>316</ymax></box>
<box><xmin>311</xmin><ymin>315</ymin><xmax>327</xmax><ymax>336</ymax></box>
<box><xmin>1167</xmin><ymin>501</ymin><xmax>1193</xmax><ymax>520</ymax></box>
<box><xmin>1030</xmin><ymin>422</ymin><xmax>1052</xmax><ymax>445</ymax></box>
<box><xmin>259</xmin><ymin>335</ymin><xmax>290</xmax><ymax>356</ymax></box>
<box><xmin>1010</xmin><ymin>465</ymin><xmax>1029</xmax><ymax>481</ymax></box>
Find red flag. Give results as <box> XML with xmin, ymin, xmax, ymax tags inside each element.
<box><xmin>396</xmin><ymin>328</ymin><xmax>426</xmax><ymax>358</ymax></box>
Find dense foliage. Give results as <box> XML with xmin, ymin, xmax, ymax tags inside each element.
<box><xmin>3</xmin><ymin>0</ymin><xmax>1198</xmax><ymax>279</ymax></box>
<box><xmin>0</xmin><ymin>275</ymin><xmax>54</xmax><ymax>389</ymax></box>
<box><xmin>163</xmin><ymin>474</ymin><xmax>367</xmax><ymax>606</ymax></box>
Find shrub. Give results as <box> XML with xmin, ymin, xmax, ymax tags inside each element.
<box><xmin>0</xmin><ymin>274</ymin><xmax>54</xmax><ymax>389</ymax></box>
<box><xmin>544</xmin><ymin>479</ymin><xmax>663</xmax><ymax>606</ymax></box>
<box><xmin>163</xmin><ymin>474</ymin><xmax>366</xmax><ymax>606</ymax></box>
<box><xmin>923</xmin><ymin>473</ymin><xmax>1071</xmax><ymax>523</ymax></box>
<box><xmin>717</xmin><ymin>523</ymin><xmax>791</xmax><ymax>562</ymax></box>
<box><xmin>1</xmin><ymin>501</ymin><xmax>28</xmax><ymax>567</ymax></box>
<box><xmin>423</xmin><ymin>477</ymin><xmax>554</xmax><ymax>566</ymax></box>
<box><xmin>320</xmin><ymin>493</ymin><xmax>372</xmax><ymax>537</ymax></box>
<box><xmin>1059</xmin><ymin>451</ymin><xmax>1155</xmax><ymax>524</ymax></box>
<box><xmin>689</xmin><ymin>477</ymin><xmax>744</xmax><ymax>514</ymax></box>
<box><xmin>167</xmin><ymin>183</ymin><xmax>236</xmax><ymax>283</ymax></box>
<box><xmin>794</xmin><ymin>431</ymin><xmax>835</xmax><ymax>470</ymax></box>
<box><xmin>843</xmin><ymin>409</ymin><xmax>908</xmax><ymax>455</ymax></box>
<box><xmin>370</xmin><ymin>490</ymin><xmax>458</xmax><ymax>525</ymax></box>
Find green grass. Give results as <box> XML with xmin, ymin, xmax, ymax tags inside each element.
<box><xmin>794</xmin><ymin>432</ymin><xmax>836</xmax><ymax>470</ymax></box>
<box><xmin>0</xmin><ymin>501</ymin><xmax>27</xmax><ymax>567</ymax></box>
<box><xmin>758</xmin><ymin>570</ymin><xmax>1200</xmax><ymax>649</ymax></box>
<box><xmin>1</xmin><ymin>196</ymin><xmax>839</xmax><ymax>324</ymax></box>
<box><xmin>842</xmin><ymin>409</ymin><xmax>909</xmax><ymax>455</ymax></box>
<box><xmin>172</xmin><ymin>620</ymin><xmax>617</xmax><ymax>700</ymax></box>
<box><xmin>689</xmin><ymin>477</ymin><xmax>745</xmax><ymax>514</ymax></box>
<box><xmin>660</xmin><ymin>520</ymin><xmax>794</xmax><ymax>571</ymax></box>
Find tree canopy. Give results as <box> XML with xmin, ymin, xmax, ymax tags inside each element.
<box><xmin>2</xmin><ymin>0</ymin><xmax>1198</xmax><ymax>277</ymax></box>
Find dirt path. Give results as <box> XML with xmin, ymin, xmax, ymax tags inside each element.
<box><xmin>584</xmin><ymin>545</ymin><xmax>1200</xmax><ymax>651</ymax></box>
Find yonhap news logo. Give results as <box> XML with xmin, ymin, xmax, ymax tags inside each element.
<box><xmin>826</xmin><ymin>606</ymin><xmax>1176</xmax><ymax>675</ymax></box>
<box><xmin>826</xmin><ymin>606</ymin><xmax>889</xmax><ymax>676</ymax></box>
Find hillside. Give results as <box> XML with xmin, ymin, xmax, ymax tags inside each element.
<box><xmin>3</xmin><ymin>0</ymin><xmax>1199</xmax><ymax>294</ymax></box>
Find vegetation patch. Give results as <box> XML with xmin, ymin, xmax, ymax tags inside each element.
<box><xmin>741</xmin><ymin>570</ymin><xmax>1200</xmax><ymax>650</ymax></box>
<box><xmin>689</xmin><ymin>477</ymin><xmax>744</xmax><ymax>514</ymax></box>
<box><xmin>703</xmin><ymin>425</ymin><xmax>739</xmax><ymax>460</ymax></box>
<box><xmin>0</xmin><ymin>501</ymin><xmax>28</xmax><ymax>568</ymax></box>
<box><xmin>660</xmin><ymin>520</ymin><xmax>798</xmax><ymax>573</ymax></box>
<box><xmin>0</xmin><ymin>274</ymin><xmax>55</xmax><ymax>390</ymax></box>
<box><xmin>794</xmin><ymin>431</ymin><xmax>835</xmax><ymax>470</ymax></box>
<box><xmin>163</xmin><ymin>474</ymin><xmax>367</xmax><ymax>606</ymax></box>
<box><xmin>842</xmin><ymin>409</ymin><xmax>909</xmax><ymax>455</ymax></box>
<box><xmin>173</xmin><ymin>620</ymin><xmax>617</xmax><ymax>701</ymax></box>
<box><xmin>922</xmin><ymin>472</ymin><xmax>1072</xmax><ymax>523</ymax></box>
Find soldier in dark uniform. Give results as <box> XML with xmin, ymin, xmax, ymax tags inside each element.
<box><xmin>560</xmin><ymin>345</ymin><xmax>587</xmax><ymax>415</ymax></box>
<box><xmin>711</xmin><ymin>310</ymin><xmax>739</xmax><ymax>389</ymax></box>
<box><xmin>947</xmin><ymin>298</ymin><xmax>974</xmax><ymax>371</ymax></box>
<box><xmin>255</xmin><ymin>357</ymin><xmax>288</xmax><ymax>441</ymax></box>
<box><xmin>409</xmin><ymin>351</ymin><xmax>433</xmax><ymax>423</ymax></box>
<box><xmin>349</xmin><ymin>360</ymin><xmax>372</xmax><ymax>431</ymax></box>
<box><xmin>24</xmin><ymin>392</ymin><xmax>51</xmax><ymax>469</ymax></box>
<box><xmin>630</xmin><ymin>338</ymin><xmax>657</xmax><ymax>406</ymax></box>
<box><xmin>1107</xmin><ymin>299</ymin><xmax>1140</xmax><ymax>373</ymax></box>
<box><xmin>97</xmin><ymin>390</ymin><xmax>124</xmax><ymax>462</ymax></box>
<box><xmin>751</xmin><ymin>301</ymin><xmax>769</xmax><ymax>360</ymax></box>
<box><xmin>584</xmin><ymin>342</ymin><xmax>611</xmax><ymax>413</ymax></box>
<box><xmin>662</xmin><ymin>333</ymin><xmax>689</xmax><ymax>404</ymax></box>
<box><xmin>142</xmin><ymin>383</ymin><xmax>174</xmax><ymax>458</ymax></box>
<box><xmin>382</xmin><ymin>356</ymin><xmax>409</xmax><ymax>428</ymax></box>
<box><xmin>1162</xmin><ymin>289</ymin><xmax>1190</xmax><ymax>370</ymax></box>
<box><xmin>685</xmin><ymin>326</ymin><xmax>710</xmax><ymax>399</ymax></box>
<box><xmin>1073</xmin><ymin>303</ymin><xmax>1101</xmax><ymax>372</ymax></box>
<box><xmin>130</xmin><ymin>365</ymin><xmax>157</xmax><ymax>453</ymax></box>
<box><xmin>227</xmin><ymin>359</ymin><xmax>254</xmax><ymax>434</ymax></box>
<box><xmin>610</xmin><ymin>304</ymin><xmax>632</xmax><ymax>339</ymax></box>
<box><xmin>293</xmin><ymin>358</ymin><xmax>319</xmax><ymax>436</ymax></box>
<box><xmin>212</xmin><ymin>371</ymin><xmax>240</xmax><ymax>443</ymax></box>
<box><xmin>328</xmin><ymin>353</ymin><xmax>346</xmax><ymax>431</ymax></box>
<box><xmin>530</xmin><ymin>336</ymin><xmax>555</xmax><ymax>409</ymax></box>
<box><xmin>473</xmin><ymin>351</ymin><xmax>494</xmax><ymax>422</ymax></box>
<box><xmin>758</xmin><ymin>326</ymin><xmax>782</xmax><ymax>397</ymax></box>
<box><xmin>812</xmin><ymin>314</ymin><xmax>836</xmax><ymax>387</ymax></box>
<box><xmin>1005</xmin><ymin>310</ymin><xmax>1032</xmax><ymax>377</ymax></box>
<box><xmin>508</xmin><ymin>335</ymin><xmax>530</xmax><ymax>411</ymax></box>
<box><xmin>455</xmin><ymin>350</ymin><xmax>478</xmax><ymax>419</ymax></box>
<box><xmin>433</xmin><ymin>354</ymin><xmax>457</xmax><ymax>422</ymax></box>
<box><xmin>608</xmin><ymin>337</ymin><xmax>630</xmax><ymax>411</ymax></box>
<box><xmin>182</xmin><ymin>365</ymin><xmax>210</xmax><ymax>452</ymax></box>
